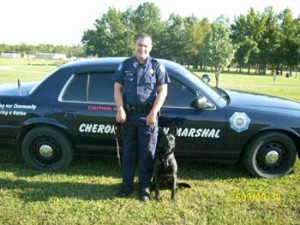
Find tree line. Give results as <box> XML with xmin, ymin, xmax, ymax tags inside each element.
<box><xmin>82</xmin><ymin>2</ymin><xmax>299</xmax><ymax>77</ymax></box>
<box><xmin>0</xmin><ymin>43</ymin><xmax>85</xmax><ymax>58</ymax></box>
<box><xmin>1</xmin><ymin>2</ymin><xmax>299</xmax><ymax>78</ymax></box>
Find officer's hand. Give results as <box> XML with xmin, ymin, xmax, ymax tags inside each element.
<box><xmin>116</xmin><ymin>107</ymin><xmax>126</xmax><ymax>123</ymax></box>
<box><xmin>146</xmin><ymin>111</ymin><xmax>157</xmax><ymax>125</ymax></box>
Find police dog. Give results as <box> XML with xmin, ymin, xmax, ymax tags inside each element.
<box><xmin>153</xmin><ymin>126</ymin><xmax>178</xmax><ymax>201</ymax></box>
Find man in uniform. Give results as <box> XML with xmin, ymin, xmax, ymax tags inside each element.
<box><xmin>112</xmin><ymin>33</ymin><xmax>170</xmax><ymax>202</ymax></box>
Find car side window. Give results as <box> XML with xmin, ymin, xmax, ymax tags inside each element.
<box><xmin>165</xmin><ymin>78</ymin><xmax>196</xmax><ymax>107</ymax></box>
<box><xmin>62</xmin><ymin>74</ymin><xmax>87</xmax><ymax>101</ymax></box>
<box><xmin>62</xmin><ymin>72</ymin><xmax>114</xmax><ymax>103</ymax></box>
<box><xmin>88</xmin><ymin>73</ymin><xmax>114</xmax><ymax>103</ymax></box>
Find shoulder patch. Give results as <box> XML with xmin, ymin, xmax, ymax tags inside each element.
<box><xmin>117</xmin><ymin>63</ymin><xmax>123</xmax><ymax>71</ymax></box>
<box><xmin>159</xmin><ymin>64</ymin><xmax>166</xmax><ymax>73</ymax></box>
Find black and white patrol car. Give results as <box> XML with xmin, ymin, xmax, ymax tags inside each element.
<box><xmin>0</xmin><ymin>57</ymin><xmax>299</xmax><ymax>178</ymax></box>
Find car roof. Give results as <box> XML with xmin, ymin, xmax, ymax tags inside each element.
<box><xmin>60</xmin><ymin>57</ymin><xmax>181</xmax><ymax>73</ymax></box>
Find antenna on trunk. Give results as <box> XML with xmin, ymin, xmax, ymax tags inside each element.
<box><xmin>17</xmin><ymin>75</ymin><xmax>21</xmax><ymax>95</ymax></box>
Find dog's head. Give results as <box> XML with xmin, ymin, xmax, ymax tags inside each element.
<box><xmin>157</xmin><ymin>126</ymin><xmax>177</xmax><ymax>155</ymax></box>
<box><xmin>157</xmin><ymin>117</ymin><xmax>184</xmax><ymax>156</ymax></box>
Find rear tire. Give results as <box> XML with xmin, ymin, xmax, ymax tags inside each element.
<box><xmin>22</xmin><ymin>126</ymin><xmax>73</xmax><ymax>171</ymax></box>
<box><xmin>242</xmin><ymin>132</ymin><xmax>296</xmax><ymax>178</ymax></box>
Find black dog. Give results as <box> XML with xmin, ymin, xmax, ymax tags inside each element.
<box><xmin>153</xmin><ymin>126</ymin><xmax>178</xmax><ymax>201</ymax></box>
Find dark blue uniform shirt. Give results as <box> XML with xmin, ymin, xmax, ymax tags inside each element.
<box><xmin>112</xmin><ymin>57</ymin><xmax>170</xmax><ymax>107</ymax></box>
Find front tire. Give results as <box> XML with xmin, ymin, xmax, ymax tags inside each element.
<box><xmin>242</xmin><ymin>132</ymin><xmax>296</xmax><ymax>178</ymax></box>
<box><xmin>22</xmin><ymin>126</ymin><xmax>73</xmax><ymax>171</ymax></box>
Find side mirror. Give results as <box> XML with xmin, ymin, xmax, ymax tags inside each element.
<box><xmin>191</xmin><ymin>96</ymin><xmax>214</xmax><ymax>109</ymax></box>
<box><xmin>201</xmin><ymin>74</ymin><xmax>210</xmax><ymax>83</ymax></box>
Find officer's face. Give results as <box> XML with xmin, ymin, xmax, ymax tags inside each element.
<box><xmin>135</xmin><ymin>37</ymin><xmax>152</xmax><ymax>63</ymax></box>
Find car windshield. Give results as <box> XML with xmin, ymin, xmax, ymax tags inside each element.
<box><xmin>176</xmin><ymin>66</ymin><xmax>227</xmax><ymax>107</ymax></box>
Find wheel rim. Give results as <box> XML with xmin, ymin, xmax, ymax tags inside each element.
<box><xmin>29</xmin><ymin>136</ymin><xmax>62</xmax><ymax>166</ymax></box>
<box><xmin>265</xmin><ymin>150</ymin><xmax>280</xmax><ymax>165</ymax></box>
<box><xmin>256</xmin><ymin>142</ymin><xmax>286</xmax><ymax>173</ymax></box>
<box><xmin>39</xmin><ymin>144</ymin><xmax>54</xmax><ymax>158</ymax></box>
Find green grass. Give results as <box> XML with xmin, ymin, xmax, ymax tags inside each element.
<box><xmin>194</xmin><ymin>71</ymin><xmax>300</xmax><ymax>102</ymax></box>
<box><xmin>0</xmin><ymin>59</ymin><xmax>299</xmax><ymax>224</ymax></box>
<box><xmin>0</xmin><ymin>58</ymin><xmax>60</xmax><ymax>83</ymax></box>
<box><xmin>0</xmin><ymin>149</ymin><xmax>299</xmax><ymax>225</ymax></box>
<box><xmin>0</xmin><ymin>150</ymin><xmax>300</xmax><ymax>225</ymax></box>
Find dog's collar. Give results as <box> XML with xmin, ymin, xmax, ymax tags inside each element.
<box><xmin>157</xmin><ymin>149</ymin><xmax>175</xmax><ymax>158</ymax></box>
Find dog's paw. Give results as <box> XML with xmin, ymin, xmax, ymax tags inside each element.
<box><xmin>156</xmin><ymin>195</ymin><xmax>162</xmax><ymax>201</ymax></box>
<box><xmin>171</xmin><ymin>192</ymin><xmax>176</xmax><ymax>201</ymax></box>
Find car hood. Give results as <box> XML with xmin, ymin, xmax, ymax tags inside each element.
<box><xmin>0</xmin><ymin>82</ymin><xmax>37</xmax><ymax>96</ymax></box>
<box><xmin>225</xmin><ymin>89</ymin><xmax>300</xmax><ymax>113</ymax></box>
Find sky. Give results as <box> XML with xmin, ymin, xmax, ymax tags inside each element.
<box><xmin>1</xmin><ymin>0</ymin><xmax>299</xmax><ymax>46</ymax></box>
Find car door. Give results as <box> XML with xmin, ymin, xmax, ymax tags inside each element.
<box><xmin>52</xmin><ymin>71</ymin><xmax>116</xmax><ymax>154</ymax></box>
<box><xmin>160</xmin><ymin>76</ymin><xmax>228</xmax><ymax>160</ymax></box>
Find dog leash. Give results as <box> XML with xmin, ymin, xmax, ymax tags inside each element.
<box><xmin>148</xmin><ymin>125</ymin><xmax>156</xmax><ymax>152</ymax></box>
<box><xmin>114</xmin><ymin>121</ymin><xmax>156</xmax><ymax>168</ymax></box>
<box><xmin>137</xmin><ymin>118</ymin><xmax>157</xmax><ymax>152</ymax></box>
<box><xmin>114</xmin><ymin>122</ymin><xmax>122</xmax><ymax>168</ymax></box>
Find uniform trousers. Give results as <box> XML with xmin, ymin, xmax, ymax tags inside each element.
<box><xmin>122</xmin><ymin>113</ymin><xmax>158</xmax><ymax>190</ymax></box>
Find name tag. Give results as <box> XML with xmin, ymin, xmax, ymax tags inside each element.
<box><xmin>125</xmin><ymin>71</ymin><xmax>133</xmax><ymax>76</ymax></box>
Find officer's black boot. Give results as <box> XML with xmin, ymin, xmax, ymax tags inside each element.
<box><xmin>140</xmin><ymin>188</ymin><xmax>150</xmax><ymax>203</ymax></box>
<box><xmin>119</xmin><ymin>185</ymin><xmax>134</xmax><ymax>198</ymax></box>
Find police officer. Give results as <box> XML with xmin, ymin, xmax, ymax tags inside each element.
<box><xmin>112</xmin><ymin>33</ymin><xmax>170</xmax><ymax>202</ymax></box>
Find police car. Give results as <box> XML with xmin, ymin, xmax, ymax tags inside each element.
<box><xmin>0</xmin><ymin>57</ymin><xmax>299</xmax><ymax>178</ymax></box>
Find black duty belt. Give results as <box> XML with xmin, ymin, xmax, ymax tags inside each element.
<box><xmin>124</xmin><ymin>104</ymin><xmax>152</xmax><ymax>114</ymax></box>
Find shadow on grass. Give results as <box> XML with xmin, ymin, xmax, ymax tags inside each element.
<box><xmin>0</xmin><ymin>149</ymin><xmax>124</xmax><ymax>202</ymax></box>
<box><xmin>0</xmin><ymin>148</ymin><xmax>262</xmax><ymax>202</ymax></box>
<box><xmin>0</xmin><ymin>177</ymin><xmax>124</xmax><ymax>202</ymax></box>
<box><xmin>0</xmin><ymin>148</ymin><xmax>122</xmax><ymax>177</ymax></box>
<box><xmin>0</xmin><ymin>147</ymin><xmax>250</xmax><ymax>181</ymax></box>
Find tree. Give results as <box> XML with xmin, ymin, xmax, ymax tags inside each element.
<box><xmin>257</xmin><ymin>7</ymin><xmax>281</xmax><ymax>74</ymax></box>
<box><xmin>182</xmin><ymin>16</ymin><xmax>211</xmax><ymax>68</ymax></box>
<box><xmin>278</xmin><ymin>9</ymin><xmax>300</xmax><ymax>74</ymax></box>
<box><xmin>82</xmin><ymin>7</ymin><xmax>131</xmax><ymax>57</ymax></box>
<box><xmin>160</xmin><ymin>13</ymin><xmax>185</xmax><ymax>62</ymax></box>
<box><xmin>231</xmin><ymin>8</ymin><xmax>263</xmax><ymax>73</ymax></box>
<box><xmin>207</xmin><ymin>17</ymin><xmax>235</xmax><ymax>87</ymax></box>
<box><xmin>81</xmin><ymin>3</ymin><xmax>164</xmax><ymax>57</ymax></box>
<box><xmin>131</xmin><ymin>2</ymin><xmax>165</xmax><ymax>57</ymax></box>
<box><xmin>80</xmin><ymin>2</ymin><xmax>298</xmax><ymax>74</ymax></box>
<box><xmin>198</xmin><ymin>18</ymin><xmax>212</xmax><ymax>70</ymax></box>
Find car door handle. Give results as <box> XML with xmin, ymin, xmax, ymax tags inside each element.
<box><xmin>63</xmin><ymin>110</ymin><xmax>77</xmax><ymax>119</ymax></box>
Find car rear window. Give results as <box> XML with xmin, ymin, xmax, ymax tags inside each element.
<box><xmin>62</xmin><ymin>74</ymin><xmax>87</xmax><ymax>101</ymax></box>
<box><xmin>61</xmin><ymin>72</ymin><xmax>114</xmax><ymax>103</ymax></box>
<box><xmin>88</xmin><ymin>73</ymin><xmax>114</xmax><ymax>103</ymax></box>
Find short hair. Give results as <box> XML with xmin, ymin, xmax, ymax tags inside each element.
<box><xmin>136</xmin><ymin>33</ymin><xmax>152</xmax><ymax>42</ymax></box>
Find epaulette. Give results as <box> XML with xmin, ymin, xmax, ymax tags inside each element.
<box><xmin>150</xmin><ymin>57</ymin><xmax>159</xmax><ymax>72</ymax></box>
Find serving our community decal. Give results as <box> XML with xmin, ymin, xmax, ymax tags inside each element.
<box><xmin>0</xmin><ymin>103</ymin><xmax>37</xmax><ymax>116</ymax></box>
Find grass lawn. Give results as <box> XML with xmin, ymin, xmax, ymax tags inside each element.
<box><xmin>0</xmin><ymin>58</ymin><xmax>60</xmax><ymax>83</ymax></box>
<box><xmin>194</xmin><ymin>71</ymin><xmax>300</xmax><ymax>102</ymax></box>
<box><xmin>0</xmin><ymin>149</ymin><xmax>299</xmax><ymax>225</ymax></box>
<box><xmin>0</xmin><ymin>58</ymin><xmax>299</xmax><ymax>224</ymax></box>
